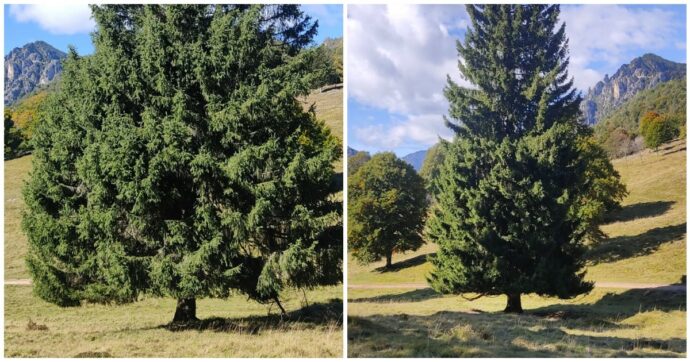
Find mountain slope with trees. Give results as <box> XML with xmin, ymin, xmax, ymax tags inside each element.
<box><xmin>581</xmin><ymin>54</ymin><xmax>685</xmax><ymax>125</ymax></box>
<box><xmin>593</xmin><ymin>78</ymin><xmax>686</xmax><ymax>157</ymax></box>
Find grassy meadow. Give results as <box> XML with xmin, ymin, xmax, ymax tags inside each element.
<box><xmin>4</xmin><ymin>87</ymin><xmax>344</xmax><ymax>358</ymax></box>
<box><xmin>348</xmin><ymin>139</ymin><xmax>687</xmax><ymax>357</ymax></box>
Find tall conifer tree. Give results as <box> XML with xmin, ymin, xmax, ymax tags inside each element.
<box><xmin>23</xmin><ymin>5</ymin><xmax>341</xmax><ymax>322</ymax></box>
<box><xmin>427</xmin><ymin>5</ymin><xmax>624</xmax><ymax>312</ymax></box>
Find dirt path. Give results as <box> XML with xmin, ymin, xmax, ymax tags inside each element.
<box><xmin>5</xmin><ymin>279</ymin><xmax>31</xmax><ymax>286</ymax></box>
<box><xmin>348</xmin><ymin>282</ymin><xmax>686</xmax><ymax>291</ymax></box>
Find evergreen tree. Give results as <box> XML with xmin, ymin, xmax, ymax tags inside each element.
<box><xmin>427</xmin><ymin>5</ymin><xmax>624</xmax><ymax>313</ymax></box>
<box><xmin>22</xmin><ymin>4</ymin><xmax>341</xmax><ymax>323</ymax></box>
<box><xmin>4</xmin><ymin>110</ymin><xmax>25</xmax><ymax>160</ymax></box>
<box><xmin>349</xmin><ymin>152</ymin><xmax>427</xmax><ymax>268</ymax></box>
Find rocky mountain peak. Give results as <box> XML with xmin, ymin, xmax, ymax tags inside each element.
<box><xmin>581</xmin><ymin>53</ymin><xmax>686</xmax><ymax>125</ymax></box>
<box><xmin>5</xmin><ymin>41</ymin><xmax>66</xmax><ymax>105</ymax></box>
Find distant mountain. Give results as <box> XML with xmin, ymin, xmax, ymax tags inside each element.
<box><xmin>5</xmin><ymin>41</ymin><xmax>65</xmax><ymax>105</ymax></box>
<box><xmin>347</xmin><ymin>147</ymin><xmax>358</xmax><ymax>157</ymax></box>
<box><xmin>402</xmin><ymin>150</ymin><xmax>427</xmax><ymax>172</ymax></box>
<box><xmin>581</xmin><ymin>54</ymin><xmax>686</xmax><ymax>125</ymax></box>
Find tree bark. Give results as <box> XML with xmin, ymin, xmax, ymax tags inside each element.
<box><xmin>385</xmin><ymin>251</ymin><xmax>393</xmax><ymax>269</ymax></box>
<box><xmin>274</xmin><ymin>296</ymin><xmax>287</xmax><ymax>315</ymax></box>
<box><xmin>504</xmin><ymin>293</ymin><xmax>523</xmax><ymax>313</ymax></box>
<box><xmin>173</xmin><ymin>298</ymin><xmax>198</xmax><ymax>323</ymax></box>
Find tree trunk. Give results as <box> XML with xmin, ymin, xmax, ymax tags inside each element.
<box><xmin>173</xmin><ymin>298</ymin><xmax>198</xmax><ymax>323</ymax></box>
<box><xmin>504</xmin><ymin>293</ymin><xmax>523</xmax><ymax>313</ymax></box>
<box><xmin>385</xmin><ymin>251</ymin><xmax>393</xmax><ymax>269</ymax></box>
<box><xmin>274</xmin><ymin>296</ymin><xmax>287</xmax><ymax>315</ymax></box>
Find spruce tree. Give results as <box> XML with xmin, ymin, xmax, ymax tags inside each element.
<box><xmin>349</xmin><ymin>152</ymin><xmax>427</xmax><ymax>268</ymax></box>
<box><xmin>427</xmin><ymin>5</ymin><xmax>624</xmax><ymax>313</ymax></box>
<box><xmin>22</xmin><ymin>4</ymin><xmax>341</xmax><ymax>323</ymax></box>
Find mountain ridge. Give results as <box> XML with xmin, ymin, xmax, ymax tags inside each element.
<box><xmin>581</xmin><ymin>53</ymin><xmax>686</xmax><ymax>125</ymax></box>
<box><xmin>5</xmin><ymin>41</ymin><xmax>66</xmax><ymax>105</ymax></box>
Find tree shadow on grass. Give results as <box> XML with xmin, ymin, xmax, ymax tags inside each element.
<box><xmin>662</xmin><ymin>145</ymin><xmax>686</xmax><ymax>156</ymax></box>
<box><xmin>160</xmin><ymin>298</ymin><xmax>342</xmax><ymax>333</ymax></box>
<box><xmin>348</xmin><ymin>288</ymin><xmax>686</xmax><ymax>357</ymax></box>
<box><xmin>587</xmin><ymin>223</ymin><xmax>686</xmax><ymax>265</ymax></box>
<box><xmin>374</xmin><ymin>253</ymin><xmax>435</xmax><ymax>273</ymax></box>
<box><xmin>348</xmin><ymin>288</ymin><xmax>442</xmax><ymax>303</ymax></box>
<box><xmin>531</xmin><ymin>284</ymin><xmax>686</xmax><ymax>326</ymax></box>
<box><xmin>604</xmin><ymin>201</ymin><xmax>675</xmax><ymax>223</ymax></box>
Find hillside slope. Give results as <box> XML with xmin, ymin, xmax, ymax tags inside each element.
<box><xmin>300</xmin><ymin>86</ymin><xmax>343</xmax><ymax>172</ymax></box>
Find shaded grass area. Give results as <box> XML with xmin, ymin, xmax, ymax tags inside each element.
<box><xmin>348</xmin><ymin>287</ymin><xmax>685</xmax><ymax>357</ymax></box>
<box><xmin>5</xmin><ymin>285</ymin><xmax>342</xmax><ymax>357</ymax></box>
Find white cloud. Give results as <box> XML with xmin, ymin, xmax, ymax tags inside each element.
<box><xmin>561</xmin><ymin>5</ymin><xmax>683</xmax><ymax>91</ymax></box>
<box><xmin>10</xmin><ymin>4</ymin><xmax>95</xmax><ymax>35</ymax></box>
<box><xmin>348</xmin><ymin>5</ymin><xmax>470</xmax><ymax>116</ymax></box>
<box><xmin>354</xmin><ymin>114</ymin><xmax>453</xmax><ymax>150</ymax></box>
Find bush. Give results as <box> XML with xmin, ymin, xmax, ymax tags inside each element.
<box><xmin>4</xmin><ymin>110</ymin><xmax>26</xmax><ymax>160</ymax></box>
<box><xmin>639</xmin><ymin>111</ymin><xmax>679</xmax><ymax>150</ymax></box>
<box><xmin>601</xmin><ymin>127</ymin><xmax>644</xmax><ymax>159</ymax></box>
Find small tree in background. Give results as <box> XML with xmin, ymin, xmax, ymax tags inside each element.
<box><xmin>347</xmin><ymin>150</ymin><xmax>371</xmax><ymax>176</ymax></box>
<box><xmin>640</xmin><ymin>111</ymin><xmax>679</xmax><ymax>150</ymax></box>
<box><xmin>418</xmin><ymin>141</ymin><xmax>448</xmax><ymax>198</ymax></box>
<box><xmin>4</xmin><ymin>110</ymin><xmax>25</xmax><ymax>160</ymax></box>
<box><xmin>23</xmin><ymin>4</ymin><xmax>342</xmax><ymax>323</ymax></box>
<box><xmin>349</xmin><ymin>152</ymin><xmax>428</xmax><ymax>268</ymax></box>
<box><xmin>427</xmin><ymin>5</ymin><xmax>625</xmax><ymax>313</ymax></box>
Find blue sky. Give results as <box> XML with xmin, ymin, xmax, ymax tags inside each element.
<box><xmin>4</xmin><ymin>4</ymin><xmax>342</xmax><ymax>55</ymax></box>
<box><xmin>348</xmin><ymin>4</ymin><xmax>687</xmax><ymax>157</ymax></box>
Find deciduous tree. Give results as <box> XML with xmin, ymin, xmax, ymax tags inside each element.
<box><xmin>349</xmin><ymin>152</ymin><xmax>427</xmax><ymax>268</ymax></box>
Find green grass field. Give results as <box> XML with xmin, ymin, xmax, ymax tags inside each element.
<box><xmin>348</xmin><ymin>139</ymin><xmax>687</xmax><ymax>357</ymax></box>
<box><xmin>4</xmin><ymin>87</ymin><xmax>344</xmax><ymax>357</ymax></box>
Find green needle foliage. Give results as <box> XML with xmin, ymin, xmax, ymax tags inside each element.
<box><xmin>349</xmin><ymin>152</ymin><xmax>428</xmax><ymax>268</ymax></box>
<box><xmin>4</xmin><ymin>110</ymin><xmax>26</xmax><ymax>160</ymax></box>
<box><xmin>427</xmin><ymin>5</ymin><xmax>625</xmax><ymax>313</ymax></box>
<box><xmin>22</xmin><ymin>4</ymin><xmax>342</xmax><ymax>323</ymax></box>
